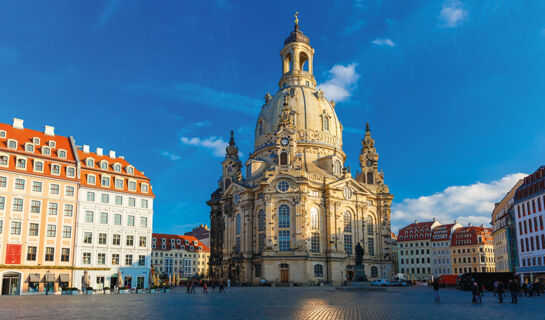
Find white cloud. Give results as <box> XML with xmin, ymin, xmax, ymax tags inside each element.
<box><xmin>391</xmin><ymin>173</ymin><xmax>526</xmax><ymax>233</ymax></box>
<box><xmin>318</xmin><ymin>63</ymin><xmax>360</xmax><ymax>102</ymax></box>
<box><xmin>439</xmin><ymin>0</ymin><xmax>468</xmax><ymax>28</ymax></box>
<box><xmin>180</xmin><ymin>136</ymin><xmax>229</xmax><ymax>157</ymax></box>
<box><xmin>372</xmin><ymin>38</ymin><xmax>395</xmax><ymax>47</ymax></box>
<box><xmin>161</xmin><ymin>151</ymin><xmax>181</xmax><ymax>161</ymax></box>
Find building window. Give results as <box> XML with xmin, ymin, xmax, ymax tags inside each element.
<box><xmin>280</xmin><ymin>152</ymin><xmax>288</xmax><ymax>165</ymax></box>
<box><xmin>128</xmin><ymin>215</ymin><xmax>135</xmax><ymax>226</ymax></box>
<box><xmin>258</xmin><ymin>209</ymin><xmax>265</xmax><ymax>231</ymax></box>
<box><xmin>126</xmin><ymin>235</ymin><xmax>134</xmax><ymax>246</ymax></box>
<box><xmin>85</xmin><ymin>211</ymin><xmax>94</xmax><ymax>223</ymax></box>
<box><xmin>255</xmin><ymin>264</ymin><xmax>262</xmax><ymax>277</ymax></box>
<box><xmin>87</xmin><ymin>174</ymin><xmax>96</xmax><ymax>184</ymax></box>
<box><xmin>279</xmin><ymin>230</ymin><xmax>290</xmax><ymax>252</ymax></box>
<box><xmin>100</xmin><ymin>212</ymin><xmax>108</xmax><ymax>224</ymax></box>
<box><xmin>48</xmin><ymin>202</ymin><xmax>58</xmax><ymax>215</ymax></box>
<box><xmin>333</xmin><ymin>160</ymin><xmax>341</xmax><ymax>175</ymax></box>
<box><xmin>98</xmin><ymin>233</ymin><xmax>107</xmax><ymax>245</ymax></box>
<box><xmin>66</xmin><ymin>167</ymin><xmax>75</xmax><ymax>177</ymax></box>
<box><xmin>125</xmin><ymin>254</ymin><xmax>133</xmax><ymax>266</ymax></box>
<box><xmin>34</xmin><ymin>161</ymin><xmax>43</xmax><ymax>172</ymax></box>
<box><xmin>236</xmin><ymin>214</ymin><xmax>241</xmax><ymax>235</ymax></box>
<box><xmin>58</xmin><ymin>150</ymin><xmax>66</xmax><ymax>158</ymax></box>
<box><xmin>310</xmin><ymin>207</ymin><xmax>319</xmax><ymax>230</ymax></box>
<box><xmin>16</xmin><ymin>158</ymin><xmax>26</xmax><ymax>169</ymax></box>
<box><xmin>65</xmin><ymin>186</ymin><xmax>74</xmax><ymax>196</ymax></box>
<box><xmin>235</xmin><ymin>237</ymin><xmax>241</xmax><ymax>253</ymax></box>
<box><xmin>368</xmin><ymin>238</ymin><xmax>375</xmax><ymax>256</ymax></box>
<box><xmin>344</xmin><ymin>211</ymin><xmax>352</xmax><ymax>232</ymax></box>
<box><xmin>129</xmin><ymin>197</ymin><xmax>136</xmax><ymax>207</ymax></box>
<box><xmin>0</xmin><ymin>156</ymin><xmax>7</xmax><ymax>166</ymax></box>
<box><xmin>278</xmin><ymin>204</ymin><xmax>290</xmax><ymax>228</ymax></box>
<box><xmin>10</xmin><ymin>221</ymin><xmax>21</xmax><ymax>234</ymax></box>
<box><xmin>128</xmin><ymin>181</ymin><xmax>136</xmax><ymax>191</ymax></box>
<box><xmin>13</xmin><ymin>198</ymin><xmax>23</xmax><ymax>211</ymax></box>
<box><xmin>61</xmin><ymin>248</ymin><xmax>70</xmax><ymax>262</ymax></box>
<box><xmin>83</xmin><ymin>252</ymin><xmax>91</xmax><ymax>264</ymax></box>
<box><xmin>141</xmin><ymin>199</ymin><xmax>149</xmax><ymax>209</ymax></box>
<box><xmin>32</xmin><ymin>181</ymin><xmax>42</xmax><ymax>192</ymax></box>
<box><xmin>101</xmin><ymin>176</ymin><xmax>110</xmax><ymax>187</ymax></box>
<box><xmin>51</xmin><ymin>164</ymin><xmax>60</xmax><ymax>175</ymax></box>
<box><xmin>29</xmin><ymin>223</ymin><xmax>39</xmax><ymax>236</ymax></box>
<box><xmin>27</xmin><ymin>246</ymin><xmax>37</xmax><ymax>261</ymax></box>
<box><xmin>277</xmin><ymin>181</ymin><xmax>289</xmax><ymax>192</ymax></box>
<box><xmin>113</xmin><ymin>234</ymin><xmax>121</xmax><ymax>245</ymax></box>
<box><xmin>30</xmin><ymin>200</ymin><xmax>41</xmax><ymax>213</ymax></box>
<box><xmin>139</xmin><ymin>236</ymin><xmax>147</xmax><ymax>247</ymax></box>
<box><xmin>62</xmin><ymin>226</ymin><xmax>71</xmax><ymax>238</ymax></box>
<box><xmin>115</xmin><ymin>179</ymin><xmax>123</xmax><ymax>189</ymax></box>
<box><xmin>140</xmin><ymin>217</ymin><xmax>148</xmax><ymax>227</ymax></box>
<box><xmin>311</xmin><ymin>232</ymin><xmax>320</xmax><ymax>253</ymax></box>
<box><xmin>50</xmin><ymin>183</ymin><xmax>59</xmax><ymax>194</ymax></box>
<box><xmin>259</xmin><ymin>234</ymin><xmax>266</xmax><ymax>252</ymax></box>
<box><xmin>138</xmin><ymin>255</ymin><xmax>146</xmax><ymax>266</ymax></box>
<box><xmin>141</xmin><ymin>183</ymin><xmax>149</xmax><ymax>193</ymax></box>
<box><xmin>97</xmin><ymin>253</ymin><xmax>106</xmax><ymax>265</ymax></box>
<box><xmin>25</xmin><ymin>143</ymin><xmax>34</xmax><ymax>152</ymax></box>
<box><xmin>371</xmin><ymin>266</ymin><xmax>378</xmax><ymax>278</ymax></box>
<box><xmin>344</xmin><ymin>234</ymin><xmax>353</xmax><ymax>254</ymax></box>
<box><xmin>113</xmin><ymin>214</ymin><xmax>122</xmax><ymax>225</ymax></box>
<box><xmin>15</xmin><ymin>178</ymin><xmax>25</xmax><ymax>190</ymax></box>
<box><xmin>7</xmin><ymin>140</ymin><xmax>17</xmax><ymax>149</ymax></box>
<box><xmin>112</xmin><ymin>254</ymin><xmax>120</xmax><ymax>265</ymax></box>
<box><xmin>367</xmin><ymin>216</ymin><xmax>374</xmax><ymax>235</ymax></box>
<box><xmin>314</xmin><ymin>264</ymin><xmax>323</xmax><ymax>277</ymax></box>
<box><xmin>83</xmin><ymin>232</ymin><xmax>92</xmax><ymax>244</ymax></box>
<box><xmin>87</xmin><ymin>192</ymin><xmax>95</xmax><ymax>202</ymax></box>
<box><xmin>64</xmin><ymin>204</ymin><xmax>73</xmax><ymax>216</ymax></box>
<box><xmin>45</xmin><ymin>248</ymin><xmax>54</xmax><ymax>262</ymax></box>
<box><xmin>115</xmin><ymin>196</ymin><xmax>123</xmax><ymax>205</ymax></box>
<box><xmin>0</xmin><ymin>197</ymin><xmax>3</xmax><ymax>210</ymax></box>
<box><xmin>0</xmin><ymin>130</ymin><xmax>5</xmax><ymax>138</ymax></box>
<box><xmin>86</xmin><ymin>159</ymin><xmax>94</xmax><ymax>167</ymax></box>
<box><xmin>100</xmin><ymin>161</ymin><xmax>108</xmax><ymax>170</ymax></box>
<box><xmin>323</xmin><ymin>115</ymin><xmax>330</xmax><ymax>131</ymax></box>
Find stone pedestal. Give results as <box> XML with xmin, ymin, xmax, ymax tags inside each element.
<box><xmin>353</xmin><ymin>265</ymin><xmax>368</xmax><ymax>282</ymax></box>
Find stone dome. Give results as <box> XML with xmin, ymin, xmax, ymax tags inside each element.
<box><xmin>254</xmin><ymin>85</ymin><xmax>343</xmax><ymax>150</ymax></box>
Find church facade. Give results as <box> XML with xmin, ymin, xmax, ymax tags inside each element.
<box><xmin>207</xmin><ymin>19</ymin><xmax>394</xmax><ymax>286</ymax></box>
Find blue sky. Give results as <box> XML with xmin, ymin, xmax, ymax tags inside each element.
<box><xmin>1</xmin><ymin>1</ymin><xmax>544</xmax><ymax>233</ymax></box>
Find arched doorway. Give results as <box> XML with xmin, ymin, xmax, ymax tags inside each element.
<box><xmin>1</xmin><ymin>272</ymin><xmax>21</xmax><ymax>295</ymax></box>
<box><xmin>279</xmin><ymin>264</ymin><xmax>289</xmax><ymax>283</ymax></box>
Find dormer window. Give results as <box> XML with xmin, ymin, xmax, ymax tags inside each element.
<box><xmin>152</xmin><ymin>238</ymin><xmax>156</xmax><ymax>243</ymax></box>
<box><xmin>185</xmin><ymin>240</ymin><xmax>189</xmax><ymax>245</ymax></box>
<box><xmin>100</xmin><ymin>161</ymin><xmax>108</xmax><ymax>170</ymax></box>
<box><xmin>115</xmin><ymin>178</ymin><xmax>123</xmax><ymax>189</ymax></box>
<box><xmin>181</xmin><ymin>245</ymin><xmax>185</xmax><ymax>250</ymax></box>
<box><xmin>161</xmin><ymin>238</ymin><xmax>166</xmax><ymax>244</ymax></box>
<box><xmin>49</xmin><ymin>141</ymin><xmax>56</xmax><ymax>149</ymax></box>
<box><xmin>87</xmin><ymin>174</ymin><xmax>96</xmax><ymax>185</ymax></box>
<box><xmin>7</xmin><ymin>140</ymin><xmax>17</xmax><ymax>149</ymax></box>
<box><xmin>177</xmin><ymin>239</ymin><xmax>181</xmax><ymax>244</ymax></box>
<box><xmin>51</xmin><ymin>164</ymin><xmax>61</xmax><ymax>175</ymax></box>
<box><xmin>57</xmin><ymin>149</ymin><xmax>66</xmax><ymax>158</ymax></box>
<box><xmin>25</xmin><ymin>143</ymin><xmax>34</xmax><ymax>152</ymax></box>
<box><xmin>161</xmin><ymin>244</ymin><xmax>166</xmax><ymax>249</ymax></box>
<box><xmin>190</xmin><ymin>246</ymin><xmax>194</xmax><ymax>251</ymax></box>
<box><xmin>128</xmin><ymin>180</ymin><xmax>136</xmax><ymax>191</ymax></box>
<box><xmin>86</xmin><ymin>158</ymin><xmax>94</xmax><ymax>167</ymax></box>
<box><xmin>114</xmin><ymin>164</ymin><xmax>121</xmax><ymax>172</ymax></box>
<box><xmin>16</xmin><ymin>157</ymin><xmax>26</xmax><ymax>169</ymax></box>
<box><xmin>141</xmin><ymin>183</ymin><xmax>149</xmax><ymax>193</ymax></box>
<box><xmin>0</xmin><ymin>131</ymin><xmax>6</xmax><ymax>139</ymax></box>
<box><xmin>32</xmin><ymin>137</ymin><xmax>40</xmax><ymax>144</ymax></box>
<box><xmin>101</xmin><ymin>176</ymin><xmax>110</xmax><ymax>187</ymax></box>
<box><xmin>170</xmin><ymin>239</ymin><xmax>175</xmax><ymax>244</ymax></box>
<box><xmin>0</xmin><ymin>155</ymin><xmax>8</xmax><ymax>166</ymax></box>
<box><xmin>127</xmin><ymin>166</ymin><xmax>134</xmax><ymax>175</ymax></box>
<box><xmin>66</xmin><ymin>167</ymin><xmax>75</xmax><ymax>177</ymax></box>
<box><xmin>199</xmin><ymin>246</ymin><xmax>203</xmax><ymax>251</ymax></box>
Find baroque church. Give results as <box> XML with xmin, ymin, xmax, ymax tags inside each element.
<box><xmin>208</xmin><ymin>17</ymin><xmax>394</xmax><ymax>286</ymax></box>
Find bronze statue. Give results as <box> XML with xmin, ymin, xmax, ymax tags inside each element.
<box><xmin>355</xmin><ymin>242</ymin><xmax>364</xmax><ymax>266</ymax></box>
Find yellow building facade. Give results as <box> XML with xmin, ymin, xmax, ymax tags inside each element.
<box><xmin>450</xmin><ymin>226</ymin><xmax>495</xmax><ymax>274</ymax></box>
<box><xmin>208</xmin><ymin>19</ymin><xmax>394</xmax><ymax>286</ymax></box>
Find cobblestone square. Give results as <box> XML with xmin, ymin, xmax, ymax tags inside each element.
<box><xmin>0</xmin><ymin>286</ymin><xmax>543</xmax><ymax>320</ymax></box>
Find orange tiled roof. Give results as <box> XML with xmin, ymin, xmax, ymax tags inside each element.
<box><xmin>152</xmin><ymin>233</ymin><xmax>210</xmax><ymax>253</ymax></box>
<box><xmin>78</xmin><ymin>149</ymin><xmax>154</xmax><ymax>197</ymax></box>
<box><xmin>397</xmin><ymin>221</ymin><xmax>436</xmax><ymax>242</ymax></box>
<box><xmin>0</xmin><ymin>122</ymin><xmax>77</xmax><ymax>181</ymax></box>
<box><xmin>451</xmin><ymin>226</ymin><xmax>493</xmax><ymax>246</ymax></box>
<box><xmin>430</xmin><ymin>224</ymin><xmax>456</xmax><ymax>242</ymax></box>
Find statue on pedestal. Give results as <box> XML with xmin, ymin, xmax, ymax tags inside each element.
<box><xmin>353</xmin><ymin>242</ymin><xmax>368</xmax><ymax>282</ymax></box>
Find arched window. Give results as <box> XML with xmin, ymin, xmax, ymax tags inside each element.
<box><xmin>299</xmin><ymin>52</ymin><xmax>309</xmax><ymax>71</ymax></box>
<box><xmin>224</xmin><ymin>178</ymin><xmax>231</xmax><ymax>189</ymax></box>
<box><xmin>314</xmin><ymin>264</ymin><xmax>323</xmax><ymax>277</ymax></box>
<box><xmin>367</xmin><ymin>216</ymin><xmax>374</xmax><ymax>235</ymax></box>
<box><xmin>343</xmin><ymin>212</ymin><xmax>352</xmax><ymax>233</ymax></box>
<box><xmin>371</xmin><ymin>266</ymin><xmax>378</xmax><ymax>277</ymax></box>
<box><xmin>87</xmin><ymin>159</ymin><xmax>94</xmax><ymax>167</ymax></box>
<box><xmin>333</xmin><ymin>160</ymin><xmax>341</xmax><ymax>175</ymax></box>
<box><xmin>278</xmin><ymin>205</ymin><xmax>290</xmax><ymax>228</ymax></box>
<box><xmin>236</xmin><ymin>214</ymin><xmax>241</xmax><ymax>235</ymax></box>
<box><xmin>283</xmin><ymin>53</ymin><xmax>292</xmax><ymax>74</ymax></box>
<box><xmin>323</xmin><ymin>116</ymin><xmax>329</xmax><ymax>131</ymax></box>
<box><xmin>310</xmin><ymin>207</ymin><xmax>319</xmax><ymax>230</ymax></box>
<box><xmin>280</xmin><ymin>152</ymin><xmax>288</xmax><ymax>165</ymax></box>
<box><xmin>367</xmin><ymin>172</ymin><xmax>374</xmax><ymax>184</ymax></box>
<box><xmin>258</xmin><ymin>209</ymin><xmax>265</xmax><ymax>232</ymax></box>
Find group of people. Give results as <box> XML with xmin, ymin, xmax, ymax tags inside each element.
<box><xmin>184</xmin><ymin>280</ymin><xmax>226</xmax><ymax>294</ymax></box>
<box><xmin>472</xmin><ymin>279</ymin><xmax>542</xmax><ymax>304</ymax></box>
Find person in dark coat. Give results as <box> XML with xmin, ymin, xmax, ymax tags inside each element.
<box><xmin>497</xmin><ymin>281</ymin><xmax>504</xmax><ymax>303</ymax></box>
<box><xmin>522</xmin><ymin>281</ymin><xmax>528</xmax><ymax>297</ymax></box>
<box><xmin>432</xmin><ymin>279</ymin><xmax>440</xmax><ymax>302</ymax></box>
<box><xmin>509</xmin><ymin>280</ymin><xmax>519</xmax><ymax>304</ymax></box>
<box><xmin>472</xmin><ymin>282</ymin><xmax>481</xmax><ymax>304</ymax></box>
<box><xmin>533</xmin><ymin>279</ymin><xmax>540</xmax><ymax>296</ymax></box>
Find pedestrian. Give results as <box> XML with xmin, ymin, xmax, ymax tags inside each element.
<box><xmin>186</xmin><ymin>281</ymin><xmax>191</xmax><ymax>294</ymax></box>
<box><xmin>522</xmin><ymin>281</ymin><xmax>528</xmax><ymax>297</ymax></box>
<box><xmin>203</xmin><ymin>282</ymin><xmax>208</xmax><ymax>294</ymax></box>
<box><xmin>191</xmin><ymin>281</ymin><xmax>196</xmax><ymax>294</ymax></box>
<box><xmin>480</xmin><ymin>283</ymin><xmax>485</xmax><ymax>297</ymax></box>
<box><xmin>211</xmin><ymin>281</ymin><xmax>216</xmax><ymax>293</ymax></box>
<box><xmin>432</xmin><ymin>279</ymin><xmax>440</xmax><ymax>302</ymax></box>
<box><xmin>509</xmin><ymin>280</ymin><xmax>519</xmax><ymax>304</ymax></box>
<box><xmin>493</xmin><ymin>280</ymin><xmax>499</xmax><ymax>297</ymax></box>
<box><xmin>497</xmin><ymin>281</ymin><xmax>504</xmax><ymax>303</ymax></box>
<box><xmin>219</xmin><ymin>282</ymin><xmax>225</xmax><ymax>293</ymax></box>
<box><xmin>535</xmin><ymin>280</ymin><xmax>541</xmax><ymax>296</ymax></box>
<box><xmin>529</xmin><ymin>282</ymin><xmax>534</xmax><ymax>297</ymax></box>
<box><xmin>472</xmin><ymin>282</ymin><xmax>481</xmax><ymax>304</ymax></box>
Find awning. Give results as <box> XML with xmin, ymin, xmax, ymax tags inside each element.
<box><xmin>44</xmin><ymin>274</ymin><xmax>56</xmax><ymax>282</ymax></box>
<box><xmin>29</xmin><ymin>273</ymin><xmax>40</xmax><ymax>282</ymax></box>
<box><xmin>59</xmin><ymin>274</ymin><xmax>70</xmax><ymax>282</ymax></box>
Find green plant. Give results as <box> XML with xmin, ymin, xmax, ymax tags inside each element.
<box><xmin>103</xmin><ymin>287</ymin><xmax>110</xmax><ymax>290</ymax></box>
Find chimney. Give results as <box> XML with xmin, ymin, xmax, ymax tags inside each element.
<box><xmin>109</xmin><ymin>150</ymin><xmax>116</xmax><ymax>158</ymax></box>
<box><xmin>480</xmin><ymin>224</ymin><xmax>484</xmax><ymax>228</ymax></box>
<box><xmin>12</xmin><ymin>118</ymin><xmax>24</xmax><ymax>129</ymax></box>
<box><xmin>119</xmin><ymin>156</ymin><xmax>124</xmax><ymax>159</ymax></box>
<box><xmin>83</xmin><ymin>145</ymin><xmax>90</xmax><ymax>153</ymax></box>
<box><xmin>453</xmin><ymin>220</ymin><xmax>457</xmax><ymax>225</ymax></box>
<box><xmin>44</xmin><ymin>125</ymin><xmax>55</xmax><ymax>136</ymax></box>
<box><xmin>468</xmin><ymin>223</ymin><xmax>472</xmax><ymax>227</ymax></box>
<box><xmin>414</xmin><ymin>219</ymin><xmax>418</xmax><ymax>224</ymax></box>
<box><xmin>96</xmin><ymin>148</ymin><xmax>103</xmax><ymax>156</ymax></box>
<box><xmin>433</xmin><ymin>217</ymin><xmax>437</xmax><ymax>221</ymax></box>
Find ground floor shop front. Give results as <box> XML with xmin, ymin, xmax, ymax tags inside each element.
<box><xmin>72</xmin><ymin>267</ymin><xmax>150</xmax><ymax>290</ymax></box>
<box><xmin>0</xmin><ymin>269</ymin><xmax>72</xmax><ymax>295</ymax></box>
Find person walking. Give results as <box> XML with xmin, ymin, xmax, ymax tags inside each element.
<box><xmin>493</xmin><ymin>280</ymin><xmax>499</xmax><ymax>297</ymax></box>
<box><xmin>203</xmin><ymin>282</ymin><xmax>208</xmax><ymax>294</ymax></box>
<box><xmin>211</xmin><ymin>281</ymin><xmax>216</xmax><ymax>293</ymax></box>
<box><xmin>529</xmin><ymin>282</ymin><xmax>534</xmax><ymax>297</ymax></box>
<box><xmin>219</xmin><ymin>282</ymin><xmax>225</xmax><ymax>293</ymax></box>
<box><xmin>472</xmin><ymin>282</ymin><xmax>481</xmax><ymax>304</ymax></box>
<box><xmin>497</xmin><ymin>281</ymin><xmax>504</xmax><ymax>303</ymax></box>
<box><xmin>522</xmin><ymin>281</ymin><xmax>528</xmax><ymax>297</ymax></box>
<box><xmin>190</xmin><ymin>281</ymin><xmax>196</xmax><ymax>294</ymax></box>
<box><xmin>432</xmin><ymin>279</ymin><xmax>440</xmax><ymax>302</ymax></box>
<box><xmin>509</xmin><ymin>280</ymin><xmax>519</xmax><ymax>304</ymax></box>
<box><xmin>534</xmin><ymin>279</ymin><xmax>541</xmax><ymax>296</ymax></box>
<box><xmin>186</xmin><ymin>281</ymin><xmax>191</xmax><ymax>294</ymax></box>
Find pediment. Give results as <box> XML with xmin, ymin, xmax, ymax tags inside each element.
<box><xmin>328</xmin><ymin>176</ymin><xmax>372</xmax><ymax>195</ymax></box>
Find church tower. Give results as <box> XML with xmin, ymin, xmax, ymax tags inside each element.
<box><xmin>358</xmin><ymin>123</ymin><xmax>384</xmax><ymax>186</ymax></box>
<box><xmin>221</xmin><ymin>131</ymin><xmax>242</xmax><ymax>190</ymax></box>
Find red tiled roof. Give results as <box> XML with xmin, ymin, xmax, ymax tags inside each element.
<box><xmin>397</xmin><ymin>221</ymin><xmax>437</xmax><ymax>242</ymax></box>
<box><xmin>0</xmin><ymin>122</ymin><xmax>77</xmax><ymax>181</ymax></box>
<box><xmin>430</xmin><ymin>224</ymin><xmax>456</xmax><ymax>242</ymax></box>
<box><xmin>78</xmin><ymin>149</ymin><xmax>154</xmax><ymax>197</ymax></box>
<box><xmin>451</xmin><ymin>226</ymin><xmax>493</xmax><ymax>246</ymax></box>
<box><xmin>152</xmin><ymin>233</ymin><xmax>210</xmax><ymax>253</ymax></box>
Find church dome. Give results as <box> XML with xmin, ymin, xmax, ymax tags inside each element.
<box><xmin>253</xmin><ymin>20</ymin><xmax>343</xmax><ymax>151</ymax></box>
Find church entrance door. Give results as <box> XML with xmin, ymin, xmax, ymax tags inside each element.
<box><xmin>280</xmin><ymin>264</ymin><xmax>289</xmax><ymax>283</ymax></box>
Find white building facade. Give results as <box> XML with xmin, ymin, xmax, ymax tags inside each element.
<box><xmin>72</xmin><ymin>147</ymin><xmax>154</xmax><ymax>290</ymax></box>
<box><xmin>431</xmin><ymin>222</ymin><xmax>461</xmax><ymax>277</ymax></box>
<box><xmin>398</xmin><ymin>220</ymin><xmax>441</xmax><ymax>282</ymax></box>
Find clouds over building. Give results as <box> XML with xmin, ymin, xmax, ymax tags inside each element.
<box><xmin>439</xmin><ymin>0</ymin><xmax>468</xmax><ymax>28</ymax></box>
<box><xmin>318</xmin><ymin>63</ymin><xmax>360</xmax><ymax>102</ymax></box>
